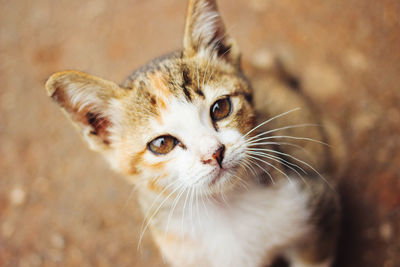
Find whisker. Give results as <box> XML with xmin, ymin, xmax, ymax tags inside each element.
<box><xmin>247</xmin><ymin>151</ymin><xmax>309</xmax><ymax>187</ymax></box>
<box><xmin>138</xmin><ymin>181</ymin><xmax>182</xmax><ymax>250</ymax></box>
<box><xmin>140</xmin><ymin>179</ymin><xmax>177</xmax><ymax>230</ymax></box>
<box><xmin>246</xmin><ymin>123</ymin><xmax>320</xmax><ymax>143</ymax></box>
<box><xmin>164</xmin><ymin>185</ymin><xmax>186</xmax><ymax>241</ymax></box>
<box><xmin>189</xmin><ymin>187</ymin><xmax>195</xmax><ymax>234</ymax></box>
<box><xmin>200</xmin><ymin>187</ymin><xmax>211</xmax><ymax>220</ymax></box>
<box><xmin>246</xmin><ymin>154</ymin><xmax>293</xmax><ymax>184</ymax></box>
<box><xmin>247</xmin><ymin>135</ymin><xmax>329</xmax><ymax>147</ymax></box>
<box><xmin>246</xmin><ymin>157</ymin><xmax>275</xmax><ymax>185</ymax></box>
<box><xmin>227</xmin><ymin>168</ymin><xmax>249</xmax><ymax>190</ymax></box>
<box><xmin>241</xmin><ymin>162</ymin><xmax>253</xmax><ymax>177</ymax></box>
<box><xmin>243</xmin><ymin>158</ymin><xmax>260</xmax><ymax>177</ymax></box>
<box><xmin>181</xmin><ymin>188</ymin><xmax>191</xmax><ymax>239</ymax></box>
<box><xmin>231</xmin><ymin>155</ymin><xmax>251</xmax><ymax>175</ymax></box>
<box><xmin>249</xmin><ymin>147</ymin><xmax>333</xmax><ymax>190</ymax></box>
<box><xmin>195</xmin><ymin>187</ymin><xmax>203</xmax><ymax>230</ymax></box>
<box><xmin>233</xmin><ymin>174</ymin><xmax>249</xmax><ymax>190</ymax></box>
<box><xmin>121</xmin><ymin>178</ymin><xmax>148</xmax><ymax>212</ymax></box>
<box><xmin>245</xmin><ymin>141</ymin><xmax>313</xmax><ymax>159</ymax></box>
<box><xmin>247</xmin><ymin>149</ymin><xmax>307</xmax><ymax>174</ymax></box>
<box><xmin>220</xmin><ymin>188</ymin><xmax>231</xmax><ymax>208</ymax></box>
<box><xmin>242</xmin><ymin>108</ymin><xmax>301</xmax><ymax>139</ymax></box>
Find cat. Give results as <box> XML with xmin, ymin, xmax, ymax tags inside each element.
<box><xmin>45</xmin><ymin>0</ymin><xmax>341</xmax><ymax>266</ymax></box>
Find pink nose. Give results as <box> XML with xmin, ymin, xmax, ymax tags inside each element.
<box><xmin>202</xmin><ymin>145</ymin><xmax>225</xmax><ymax>168</ymax></box>
<box><xmin>213</xmin><ymin>145</ymin><xmax>225</xmax><ymax>168</ymax></box>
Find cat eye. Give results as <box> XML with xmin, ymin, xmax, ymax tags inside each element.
<box><xmin>210</xmin><ymin>97</ymin><xmax>232</xmax><ymax>121</ymax></box>
<box><xmin>148</xmin><ymin>135</ymin><xmax>179</xmax><ymax>155</ymax></box>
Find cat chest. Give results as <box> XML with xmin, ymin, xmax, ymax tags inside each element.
<box><xmin>157</xmin><ymin>181</ymin><xmax>312</xmax><ymax>266</ymax></box>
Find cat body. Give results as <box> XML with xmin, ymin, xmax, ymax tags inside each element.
<box><xmin>142</xmin><ymin>179</ymin><xmax>331</xmax><ymax>267</ymax></box>
<box><xmin>45</xmin><ymin>0</ymin><xmax>340</xmax><ymax>266</ymax></box>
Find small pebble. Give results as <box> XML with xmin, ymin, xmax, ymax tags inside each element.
<box><xmin>379</xmin><ymin>222</ymin><xmax>393</xmax><ymax>241</ymax></box>
<box><xmin>345</xmin><ymin>49</ymin><xmax>368</xmax><ymax>71</ymax></box>
<box><xmin>251</xmin><ymin>49</ymin><xmax>275</xmax><ymax>69</ymax></box>
<box><xmin>51</xmin><ymin>233</ymin><xmax>66</xmax><ymax>249</ymax></box>
<box><xmin>9</xmin><ymin>186</ymin><xmax>26</xmax><ymax>206</ymax></box>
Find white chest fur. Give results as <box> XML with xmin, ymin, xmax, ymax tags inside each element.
<box><xmin>148</xmin><ymin>179</ymin><xmax>312</xmax><ymax>267</ymax></box>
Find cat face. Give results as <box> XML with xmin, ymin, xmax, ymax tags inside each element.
<box><xmin>114</xmin><ymin>56</ymin><xmax>255</xmax><ymax>195</ymax></box>
<box><xmin>46</xmin><ymin>0</ymin><xmax>257</xmax><ymax>195</ymax></box>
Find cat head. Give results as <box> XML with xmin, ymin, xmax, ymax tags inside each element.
<box><xmin>46</xmin><ymin>0</ymin><xmax>258</xmax><ymax>196</ymax></box>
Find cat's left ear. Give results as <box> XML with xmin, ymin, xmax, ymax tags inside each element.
<box><xmin>45</xmin><ymin>71</ymin><xmax>124</xmax><ymax>152</ymax></box>
<box><xmin>183</xmin><ymin>0</ymin><xmax>241</xmax><ymax>68</ymax></box>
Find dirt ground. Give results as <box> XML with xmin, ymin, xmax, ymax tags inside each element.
<box><xmin>1</xmin><ymin>0</ymin><xmax>399</xmax><ymax>266</ymax></box>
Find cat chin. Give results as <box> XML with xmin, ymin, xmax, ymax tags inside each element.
<box><xmin>203</xmin><ymin>164</ymin><xmax>243</xmax><ymax>194</ymax></box>
<box><xmin>207</xmin><ymin>171</ymin><xmax>227</xmax><ymax>190</ymax></box>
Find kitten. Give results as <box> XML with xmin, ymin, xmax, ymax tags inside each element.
<box><xmin>45</xmin><ymin>0</ymin><xmax>340</xmax><ymax>266</ymax></box>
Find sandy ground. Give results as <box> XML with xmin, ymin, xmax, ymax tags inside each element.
<box><xmin>1</xmin><ymin>0</ymin><xmax>399</xmax><ymax>266</ymax></box>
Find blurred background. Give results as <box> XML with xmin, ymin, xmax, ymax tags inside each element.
<box><xmin>1</xmin><ymin>0</ymin><xmax>399</xmax><ymax>266</ymax></box>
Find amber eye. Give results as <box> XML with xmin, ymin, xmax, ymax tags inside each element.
<box><xmin>148</xmin><ymin>135</ymin><xmax>178</xmax><ymax>155</ymax></box>
<box><xmin>210</xmin><ymin>97</ymin><xmax>232</xmax><ymax>121</ymax></box>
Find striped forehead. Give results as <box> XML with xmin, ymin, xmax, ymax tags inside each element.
<box><xmin>146</xmin><ymin>67</ymin><xmax>203</xmax><ymax>105</ymax></box>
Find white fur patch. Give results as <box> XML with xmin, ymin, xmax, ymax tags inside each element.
<box><xmin>158</xmin><ymin>179</ymin><xmax>313</xmax><ymax>267</ymax></box>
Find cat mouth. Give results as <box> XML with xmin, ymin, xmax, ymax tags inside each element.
<box><xmin>210</xmin><ymin>168</ymin><xmax>225</xmax><ymax>185</ymax></box>
<box><xmin>209</xmin><ymin>163</ymin><xmax>240</xmax><ymax>186</ymax></box>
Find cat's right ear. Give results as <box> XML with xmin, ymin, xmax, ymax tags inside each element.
<box><xmin>45</xmin><ymin>71</ymin><xmax>123</xmax><ymax>152</ymax></box>
<box><xmin>183</xmin><ymin>0</ymin><xmax>241</xmax><ymax>67</ymax></box>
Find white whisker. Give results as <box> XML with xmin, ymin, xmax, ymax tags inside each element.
<box><xmin>138</xmin><ymin>181</ymin><xmax>182</xmax><ymax>250</ymax></box>
<box><xmin>246</xmin><ymin>123</ymin><xmax>320</xmax><ymax>143</ymax></box>
<box><xmin>164</xmin><ymin>185</ymin><xmax>186</xmax><ymax>241</ymax></box>
<box><xmin>195</xmin><ymin>187</ymin><xmax>203</xmax><ymax>230</ymax></box>
<box><xmin>181</xmin><ymin>188</ymin><xmax>191</xmax><ymax>239</ymax></box>
<box><xmin>247</xmin><ymin>154</ymin><xmax>293</xmax><ymax>184</ymax></box>
<box><xmin>247</xmin><ymin>148</ymin><xmax>307</xmax><ymax>174</ymax></box>
<box><xmin>242</xmin><ymin>108</ymin><xmax>301</xmax><ymax>139</ymax></box>
<box><xmin>121</xmin><ymin>181</ymin><xmax>143</xmax><ymax>212</ymax></box>
<box><xmin>200</xmin><ymin>187</ymin><xmax>211</xmax><ymax>220</ymax></box>
<box><xmin>249</xmin><ymin>148</ymin><xmax>333</xmax><ymax>189</ymax></box>
<box><xmin>244</xmin><ymin>158</ymin><xmax>260</xmax><ymax>177</ymax></box>
<box><xmin>245</xmin><ymin>141</ymin><xmax>314</xmax><ymax>159</ymax></box>
<box><xmin>189</xmin><ymin>187</ymin><xmax>195</xmax><ymax>234</ymax></box>
<box><xmin>220</xmin><ymin>188</ymin><xmax>230</xmax><ymax>208</ymax></box>
<box><xmin>227</xmin><ymin>168</ymin><xmax>249</xmax><ymax>190</ymax></box>
<box><xmin>247</xmin><ymin>135</ymin><xmax>329</xmax><ymax>147</ymax></box>
<box><xmin>247</xmin><ymin>151</ymin><xmax>309</xmax><ymax>187</ymax></box>
<box><xmin>246</xmin><ymin>157</ymin><xmax>275</xmax><ymax>184</ymax></box>
<box><xmin>139</xmin><ymin>179</ymin><xmax>177</xmax><ymax>232</ymax></box>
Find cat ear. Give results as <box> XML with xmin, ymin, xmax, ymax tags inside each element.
<box><xmin>183</xmin><ymin>0</ymin><xmax>240</xmax><ymax>67</ymax></box>
<box><xmin>45</xmin><ymin>70</ymin><xmax>122</xmax><ymax>152</ymax></box>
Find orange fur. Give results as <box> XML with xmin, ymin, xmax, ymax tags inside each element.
<box><xmin>147</xmin><ymin>174</ymin><xmax>170</xmax><ymax>194</ymax></box>
<box><xmin>148</xmin><ymin>71</ymin><xmax>171</xmax><ymax>110</ymax></box>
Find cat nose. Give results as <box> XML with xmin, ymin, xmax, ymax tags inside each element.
<box><xmin>201</xmin><ymin>144</ymin><xmax>225</xmax><ymax>168</ymax></box>
<box><xmin>212</xmin><ymin>145</ymin><xmax>225</xmax><ymax>168</ymax></box>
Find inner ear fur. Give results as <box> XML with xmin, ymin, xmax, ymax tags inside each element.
<box><xmin>45</xmin><ymin>70</ymin><xmax>122</xmax><ymax>151</ymax></box>
<box><xmin>183</xmin><ymin>0</ymin><xmax>241</xmax><ymax>67</ymax></box>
